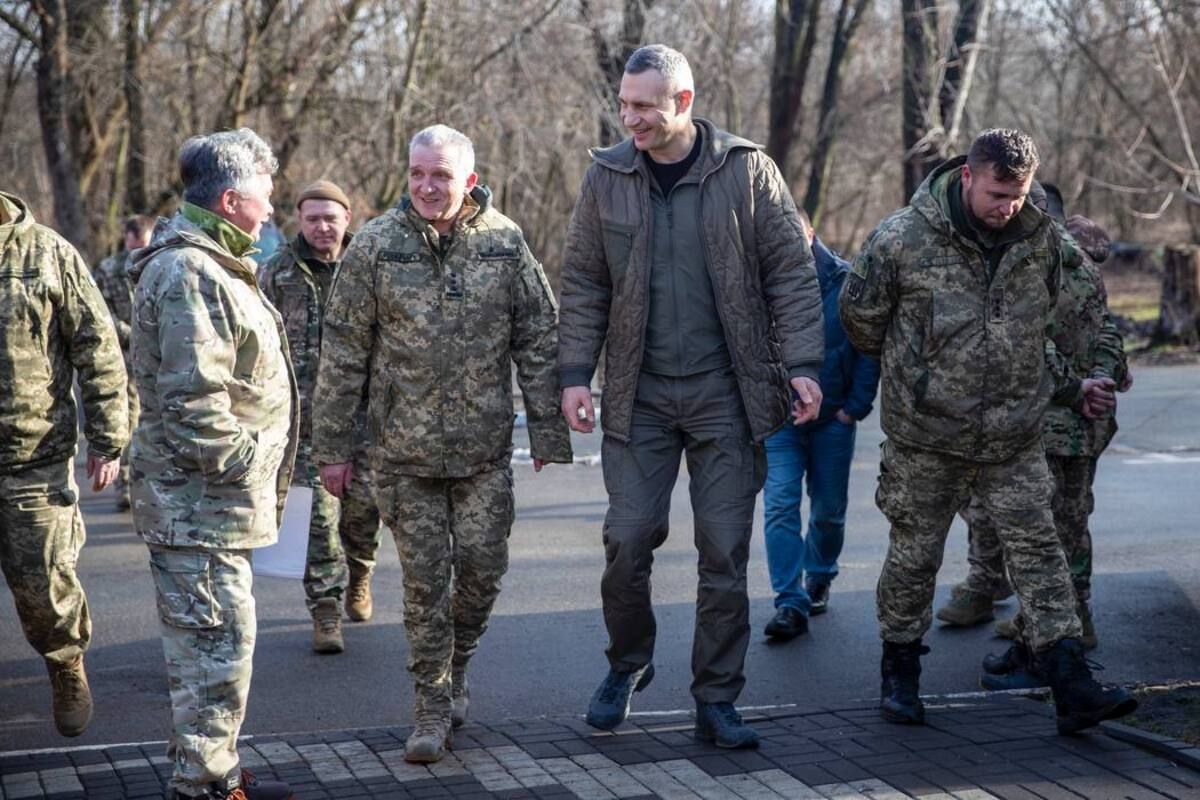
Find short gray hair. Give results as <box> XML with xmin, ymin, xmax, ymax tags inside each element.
<box><xmin>625</xmin><ymin>44</ymin><xmax>695</xmax><ymax>94</ymax></box>
<box><xmin>179</xmin><ymin>128</ymin><xmax>278</xmax><ymax>208</ymax></box>
<box><xmin>409</xmin><ymin>124</ymin><xmax>475</xmax><ymax>176</ymax></box>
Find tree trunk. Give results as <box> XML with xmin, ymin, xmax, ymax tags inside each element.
<box><xmin>802</xmin><ymin>0</ymin><xmax>872</xmax><ymax>229</ymax></box>
<box><xmin>766</xmin><ymin>0</ymin><xmax>821</xmax><ymax>183</ymax></box>
<box><xmin>1154</xmin><ymin>246</ymin><xmax>1200</xmax><ymax>345</ymax></box>
<box><xmin>583</xmin><ymin>0</ymin><xmax>656</xmax><ymax>145</ymax></box>
<box><xmin>35</xmin><ymin>1</ymin><xmax>90</xmax><ymax>257</ymax></box>
<box><xmin>901</xmin><ymin>0</ymin><xmax>937</xmax><ymax>202</ymax></box>
<box><xmin>936</xmin><ymin>0</ymin><xmax>991</xmax><ymax>158</ymax></box>
<box><xmin>123</xmin><ymin>0</ymin><xmax>148</xmax><ymax>213</ymax></box>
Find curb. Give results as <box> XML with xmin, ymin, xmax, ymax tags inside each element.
<box><xmin>1102</xmin><ymin>719</ymin><xmax>1200</xmax><ymax>772</ymax></box>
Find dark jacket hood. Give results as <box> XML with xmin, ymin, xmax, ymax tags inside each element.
<box><xmin>911</xmin><ymin>155</ymin><xmax>1048</xmax><ymax>247</ymax></box>
<box><xmin>589</xmin><ymin>118</ymin><xmax>759</xmax><ymax>178</ymax></box>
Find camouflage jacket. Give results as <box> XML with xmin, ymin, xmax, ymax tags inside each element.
<box><xmin>840</xmin><ymin>157</ymin><xmax>1082</xmax><ymax>463</ymax></box>
<box><xmin>0</xmin><ymin>191</ymin><xmax>128</xmax><ymax>473</ymax></box>
<box><xmin>129</xmin><ymin>209</ymin><xmax>299</xmax><ymax>549</ymax></box>
<box><xmin>1042</xmin><ymin>238</ymin><xmax>1127</xmax><ymax>457</ymax></box>
<box><xmin>312</xmin><ymin>185</ymin><xmax>572</xmax><ymax>478</ymax></box>
<box><xmin>258</xmin><ymin>232</ymin><xmax>367</xmax><ymax>478</ymax></box>
<box><xmin>558</xmin><ymin>118</ymin><xmax>824</xmax><ymax>443</ymax></box>
<box><xmin>93</xmin><ymin>251</ymin><xmax>135</xmax><ymax>353</ymax></box>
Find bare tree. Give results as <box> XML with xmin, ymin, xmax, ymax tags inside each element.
<box><xmin>766</xmin><ymin>0</ymin><xmax>821</xmax><ymax>183</ymax></box>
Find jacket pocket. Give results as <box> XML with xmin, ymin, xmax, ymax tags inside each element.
<box><xmin>149</xmin><ymin>550</ymin><xmax>220</xmax><ymax>629</ymax></box>
<box><xmin>600</xmin><ymin>220</ymin><xmax>635</xmax><ymax>284</ymax></box>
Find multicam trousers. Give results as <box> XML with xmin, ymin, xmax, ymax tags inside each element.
<box><xmin>374</xmin><ymin>467</ymin><xmax>513</xmax><ymax>713</ymax></box>
<box><xmin>875</xmin><ymin>439</ymin><xmax>1081</xmax><ymax>650</ymax></box>
<box><xmin>147</xmin><ymin>544</ymin><xmax>255</xmax><ymax>795</ymax></box>
<box><xmin>0</xmin><ymin>458</ymin><xmax>90</xmax><ymax>666</ymax></box>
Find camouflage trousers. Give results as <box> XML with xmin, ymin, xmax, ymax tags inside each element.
<box><xmin>374</xmin><ymin>467</ymin><xmax>513</xmax><ymax>712</ymax></box>
<box><xmin>300</xmin><ymin>451</ymin><xmax>382</xmax><ymax>615</ymax></box>
<box><xmin>962</xmin><ymin>455</ymin><xmax>1097</xmax><ymax>602</ymax></box>
<box><xmin>0</xmin><ymin>459</ymin><xmax>90</xmax><ymax>666</ymax></box>
<box><xmin>147</xmin><ymin>544</ymin><xmax>255</xmax><ymax>794</ymax></box>
<box><xmin>875</xmin><ymin>439</ymin><xmax>1081</xmax><ymax>650</ymax></box>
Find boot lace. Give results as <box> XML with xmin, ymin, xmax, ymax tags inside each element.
<box><xmin>706</xmin><ymin>702</ymin><xmax>744</xmax><ymax>728</ymax></box>
<box><xmin>314</xmin><ymin>603</ymin><xmax>340</xmax><ymax>634</ymax></box>
<box><xmin>413</xmin><ymin>711</ymin><xmax>447</xmax><ymax>738</ymax></box>
<box><xmin>51</xmin><ymin>664</ymin><xmax>85</xmax><ymax>703</ymax></box>
<box><xmin>347</xmin><ymin>579</ymin><xmax>369</xmax><ymax>607</ymax></box>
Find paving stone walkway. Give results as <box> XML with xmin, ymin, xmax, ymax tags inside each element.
<box><xmin>2</xmin><ymin>695</ymin><xmax>1197</xmax><ymax>799</ymax></box>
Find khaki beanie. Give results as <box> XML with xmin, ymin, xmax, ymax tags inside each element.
<box><xmin>297</xmin><ymin>180</ymin><xmax>351</xmax><ymax>211</ymax></box>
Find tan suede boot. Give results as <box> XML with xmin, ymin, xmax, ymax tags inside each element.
<box><xmin>405</xmin><ymin>711</ymin><xmax>452</xmax><ymax>763</ymax></box>
<box><xmin>345</xmin><ymin>568</ymin><xmax>373</xmax><ymax>622</ymax></box>
<box><xmin>451</xmin><ymin>668</ymin><xmax>469</xmax><ymax>729</ymax></box>
<box><xmin>48</xmin><ymin>655</ymin><xmax>92</xmax><ymax>737</ymax></box>
<box><xmin>312</xmin><ymin>597</ymin><xmax>345</xmax><ymax>654</ymax></box>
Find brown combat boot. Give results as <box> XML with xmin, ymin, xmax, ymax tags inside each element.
<box><xmin>935</xmin><ymin>586</ymin><xmax>994</xmax><ymax>627</ymax></box>
<box><xmin>346</xmin><ymin>567</ymin><xmax>373</xmax><ymax>622</ymax></box>
<box><xmin>312</xmin><ymin>597</ymin><xmax>344</xmax><ymax>654</ymax></box>
<box><xmin>451</xmin><ymin>668</ymin><xmax>469</xmax><ymax>729</ymax></box>
<box><xmin>48</xmin><ymin>655</ymin><xmax>92</xmax><ymax>737</ymax></box>
<box><xmin>405</xmin><ymin>710</ymin><xmax>452</xmax><ymax>763</ymax></box>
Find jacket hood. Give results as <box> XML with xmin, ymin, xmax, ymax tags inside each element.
<box><xmin>0</xmin><ymin>191</ymin><xmax>33</xmax><ymax>232</ymax></box>
<box><xmin>911</xmin><ymin>155</ymin><xmax>1047</xmax><ymax>245</ymax></box>
<box><xmin>589</xmin><ymin>118</ymin><xmax>759</xmax><ymax>177</ymax></box>
<box><xmin>129</xmin><ymin>211</ymin><xmax>257</xmax><ymax>283</ymax></box>
<box><xmin>398</xmin><ymin>183</ymin><xmax>493</xmax><ymax>224</ymax></box>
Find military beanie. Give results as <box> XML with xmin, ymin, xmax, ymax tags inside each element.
<box><xmin>1065</xmin><ymin>215</ymin><xmax>1111</xmax><ymax>264</ymax></box>
<box><xmin>297</xmin><ymin>180</ymin><xmax>351</xmax><ymax>211</ymax></box>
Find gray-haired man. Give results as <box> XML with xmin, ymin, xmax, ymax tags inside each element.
<box><xmin>558</xmin><ymin>44</ymin><xmax>825</xmax><ymax>748</ymax></box>
<box><xmin>130</xmin><ymin>128</ymin><xmax>298</xmax><ymax>800</ymax></box>
<box><xmin>313</xmin><ymin>124</ymin><xmax>570</xmax><ymax>763</ymax></box>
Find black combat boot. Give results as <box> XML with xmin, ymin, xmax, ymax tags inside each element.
<box><xmin>979</xmin><ymin>641</ymin><xmax>1048</xmax><ymax>690</ymax></box>
<box><xmin>880</xmin><ymin>641</ymin><xmax>929</xmax><ymax>724</ymax></box>
<box><xmin>1038</xmin><ymin>638</ymin><xmax>1137</xmax><ymax>735</ymax></box>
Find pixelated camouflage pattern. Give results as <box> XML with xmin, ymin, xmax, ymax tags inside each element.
<box><xmin>0</xmin><ymin>191</ymin><xmax>129</xmax><ymax>472</ymax></box>
<box><xmin>1065</xmin><ymin>215</ymin><xmax>1112</xmax><ymax>264</ymax></box>
<box><xmin>0</xmin><ymin>459</ymin><xmax>91</xmax><ymax>667</ymax></box>
<box><xmin>312</xmin><ymin>186</ymin><xmax>571</xmax><ymax>478</ymax></box>
<box><xmin>301</xmin><ymin>448</ymin><xmax>381</xmax><ymax>614</ymax></box>
<box><xmin>963</xmin><ymin>453</ymin><xmax>1097</xmax><ymax>603</ymax></box>
<box><xmin>874</xmin><ymin>439</ymin><xmax>1081</xmax><ymax>650</ymax></box>
<box><xmin>1042</xmin><ymin>224</ymin><xmax>1127</xmax><ymax>457</ymax></box>
<box><xmin>129</xmin><ymin>212</ymin><xmax>299</xmax><ymax>549</ymax></box>
<box><xmin>375</xmin><ymin>468</ymin><xmax>513</xmax><ymax>710</ymax></box>
<box><xmin>840</xmin><ymin>157</ymin><xmax>1082</xmax><ymax>464</ymax></box>
<box><xmin>148</xmin><ymin>544</ymin><xmax>255</xmax><ymax>793</ymax></box>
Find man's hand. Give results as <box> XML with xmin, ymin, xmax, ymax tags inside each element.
<box><xmin>86</xmin><ymin>454</ymin><xmax>120</xmax><ymax>492</ymax></box>
<box><xmin>790</xmin><ymin>377</ymin><xmax>823</xmax><ymax>425</ymax></box>
<box><xmin>319</xmin><ymin>462</ymin><xmax>353</xmax><ymax>498</ymax></box>
<box><xmin>835</xmin><ymin>409</ymin><xmax>855</xmax><ymax>425</ymax></box>
<box><xmin>1119</xmin><ymin>370</ymin><xmax>1134</xmax><ymax>393</ymax></box>
<box><xmin>561</xmin><ymin>386</ymin><xmax>595</xmax><ymax>433</ymax></box>
<box><xmin>1079</xmin><ymin>377</ymin><xmax>1117</xmax><ymax>419</ymax></box>
<box><xmin>533</xmin><ymin>458</ymin><xmax>545</xmax><ymax>473</ymax></box>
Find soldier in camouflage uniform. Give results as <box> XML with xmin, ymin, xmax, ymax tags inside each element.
<box><xmin>93</xmin><ymin>214</ymin><xmax>155</xmax><ymax>510</ymax></box>
<box><xmin>129</xmin><ymin>130</ymin><xmax>297</xmax><ymax>800</ymax></box>
<box><xmin>313</xmin><ymin>125</ymin><xmax>571</xmax><ymax>764</ymax></box>
<box><xmin>0</xmin><ymin>190</ymin><xmax>128</xmax><ymax>738</ymax></box>
<box><xmin>840</xmin><ymin>128</ymin><xmax>1136</xmax><ymax>735</ymax></box>
<box><xmin>258</xmin><ymin>180</ymin><xmax>382</xmax><ymax>655</ymax></box>
<box><xmin>967</xmin><ymin>217</ymin><xmax>1128</xmax><ymax>689</ymax></box>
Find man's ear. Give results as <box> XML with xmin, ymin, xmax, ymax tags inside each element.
<box><xmin>961</xmin><ymin>163</ymin><xmax>973</xmax><ymax>191</ymax></box>
<box><xmin>465</xmin><ymin>172</ymin><xmax>479</xmax><ymax>192</ymax></box>
<box><xmin>675</xmin><ymin>89</ymin><xmax>694</xmax><ymax>115</ymax></box>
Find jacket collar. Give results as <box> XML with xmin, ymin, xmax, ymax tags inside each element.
<box><xmin>589</xmin><ymin>118</ymin><xmax>760</xmax><ymax>180</ymax></box>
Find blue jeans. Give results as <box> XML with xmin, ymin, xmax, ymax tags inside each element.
<box><xmin>762</xmin><ymin>417</ymin><xmax>856</xmax><ymax>612</ymax></box>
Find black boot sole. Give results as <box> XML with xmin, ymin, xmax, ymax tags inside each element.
<box><xmin>881</xmin><ymin>702</ymin><xmax>925</xmax><ymax>725</ymax></box>
<box><xmin>1056</xmin><ymin>696</ymin><xmax>1138</xmax><ymax>735</ymax></box>
<box><xmin>693</xmin><ymin>727</ymin><xmax>761</xmax><ymax>749</ymax></box>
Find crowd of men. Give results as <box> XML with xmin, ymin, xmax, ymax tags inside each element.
<box><xmin>0</xmin><ymin>42</ymin><xmax>1139</xmax><ymax>800</ymax></box>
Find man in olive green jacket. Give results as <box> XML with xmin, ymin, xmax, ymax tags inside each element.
<box><xmin>558</xmin><ymin>44</ymin><xmax>824</xmax><ymax>749</ymax></box>
<box><xmin>130</xmin><ymin>129</ymin><xmax>297</xmax><ymax>800</ymax></box>
<box><xmin>0</xmin><ymin>190</ymin><xmax>128</xmax><ymax>738</ymax></box>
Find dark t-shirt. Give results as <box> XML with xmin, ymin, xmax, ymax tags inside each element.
<box><xmin>645</xmin><ymin>127</ymin><xmax>703</xmax><ymax>196</ymax></box>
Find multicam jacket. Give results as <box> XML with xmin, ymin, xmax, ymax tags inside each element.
<box><xmin>258</xmin><ymin>232</ymin><xmax>367</xmax><ymax>478</ymax></box>
<box><xmin>1042</xmin><ymin>232</ymin><xmax>1127</xmax><ymax>457</ymax></box>
<box><xmin>93</xmin><ymin>251</ymin><xmax>136</xmax><ymax>353</ymax></box>
<box><xmin>840</xmin><ymin>157</ymin><xmax>1082</xmax><ymax>463</ymax></box>
<box><xmin>312</xmin><ymin>185</ymin><xmax>572</xmax><ymax>478</ymax></box>
<box><xmin>129</xmin><ymin>209</ymin><xmax>299</xmax><ymax>549</ymax></box>
<box><xmin>0</xmin><ymin>191</ymin><xmax>128</xmax><ymax>473</ymax></box>
<box><xmin>557</xmin><ymin>118</ymin><xmax>824</xmax><ymax>443</ymax></box>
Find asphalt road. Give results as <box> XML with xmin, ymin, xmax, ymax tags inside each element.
<box><xmin>2</xmin><ymin>365</ymin><xmax>1198</xmax><ymax>752</ymax></box>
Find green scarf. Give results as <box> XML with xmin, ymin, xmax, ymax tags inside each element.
<box><xmin>182</xmin><ymin>202</ymin><xmax>256</xmax><ymax>258</ymax></box>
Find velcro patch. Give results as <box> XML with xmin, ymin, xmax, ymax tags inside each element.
<box><xmin>379</xmin><ymin>249</ymin><xmax>421</xmax><ymax>263</ymax></box>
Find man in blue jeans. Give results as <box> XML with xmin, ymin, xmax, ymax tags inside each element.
<box><xmin>763</xmin><ymin>211</ymin><xmax>881</xmax><ymax>640</ymax></box>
